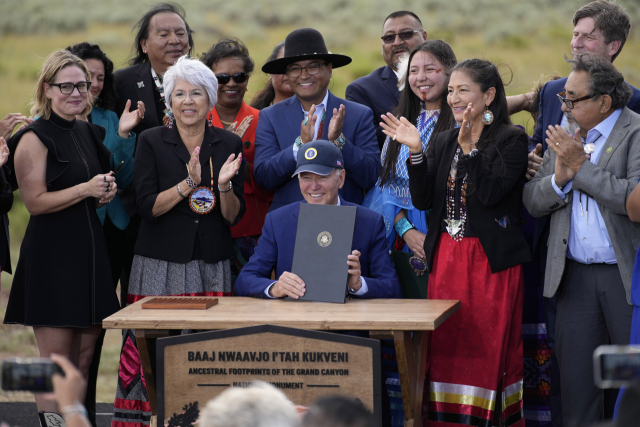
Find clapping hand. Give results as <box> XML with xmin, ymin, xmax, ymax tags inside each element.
<box><xmin>380</xmin><ymin>113</ymin><xmax>421</xmax><ymax>153</ymax></box>
<box><xmin>458</xmin><ymin>103</ymin><xmax>477</xmax><ymax>154</ymax></box>
<box><xmin>0</xmin><ymin>113</ymin><xmax>29</xmax><ymax>140</ymax></box>
<box><xmin>228</xmin><ymin>115</ymin><xmax>253</xmax><ymax>139</ymax></box>
<box><xmin>218</xmin><ymin>152</ymin><xmax>242</xmax><ymax>189</ymax></box>
<box><xmin>327</xmin><ymin>104</ymin><xmax>345</xmax><ymax>141</ymax></box>
<box><xmin>300</xmin><ymin>104</ymin><xmax>317</xmax><ymax>144</ymax></box>
<box><xmin>0</xmin><ymin>137</ymin><xmax>10</xmax><ymax>168</ymax></box>
<box><xmin>118</xmin><ymin>99</ymin><xmax>145</xmax><ymax>138</ymax></box>
<box><xmin>547</xmin><ymin>125</ymin><xmax>587</xmax><ymax>187</ymax></box>
<box><xmin>188</xmin><ymin>146</ymin><xmax>202</xmax><ymax>186</ymax></box>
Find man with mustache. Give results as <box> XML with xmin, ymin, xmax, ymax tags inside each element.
<box><xmin>346</xmin><ymin>11</ymin><xmax>427</xmax><ymax>149</ymax></box>
<box><xmin>524</xmin><ymin>2</ymin><xmax>640</xmax><ymax>425</ymax></box>
<box><xmin>523</xmin><ymin>53</ymin><xmax>640</xmax><ymax>427</ymax></box>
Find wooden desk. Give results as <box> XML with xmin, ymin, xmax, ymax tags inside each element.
<box><xmin>103</xmin><ymin>297</ymin><xmax>460</xmax><ymax>427</ymax></box>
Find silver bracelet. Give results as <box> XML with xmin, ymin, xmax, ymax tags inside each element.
<box><xmin>176</xmin><ymin>183</ymin><xmax>187</xmax><ymax>198</ymax></box>
<box><xmin>218</xmin><ymin>181</ymin><xmax>233</xmax><ymax>193</ymax></box>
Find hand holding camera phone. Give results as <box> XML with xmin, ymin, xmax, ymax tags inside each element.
<box><xmin>1</xmin><ymin>357</ymin><xmax>64</xmax><ymax>392</ymax></box>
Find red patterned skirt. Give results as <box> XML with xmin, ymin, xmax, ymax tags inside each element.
<box><xmin>426</xmin><ymin>233</ymin><xmax>524</xmax><ymax>427</ymax></box>
<box><xmin>112</xmin><ymin>256</ymin><xmax>232</xmax><ymax>426</ymax></box>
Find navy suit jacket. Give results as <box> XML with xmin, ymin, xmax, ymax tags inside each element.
<box><xmin>346</xmin><ymin>65</ymin><xmax>400</xmax><ymax>149</ymax></box>
<box><xmin>530</xmin><ymin>77</ymin><xmax>640</xmax><ymax>251</ymax></box>
<box><xmin>254</xmin><ymin>91</ymin><xmax>381</xmax><ymax>211</ymax></box>
<box><xmin>234</xmin><ymin>200</ymin><xmax>402</xmax><ymax>300</ymax></box>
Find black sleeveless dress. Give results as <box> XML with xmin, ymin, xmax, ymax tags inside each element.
<box><xmin>3</xmin><ymin>111</ymin><xmax>120</xmax><ymax>327</ymax></box>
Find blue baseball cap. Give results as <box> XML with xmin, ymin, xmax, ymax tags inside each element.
<box><xmin>292</xmin><ymin>140</ymin><xmax>344</xmax><ymax>177</ymax></box>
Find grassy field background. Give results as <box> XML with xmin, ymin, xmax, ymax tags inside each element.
<box><xmin>1</xmin><ymin>0</ymin><xmax>639</xmax><ymax>403</ymax></box>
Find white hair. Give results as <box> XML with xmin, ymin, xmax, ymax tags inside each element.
<box><xmin>198</xmin><ymin>382</ymin><xmax>299</xmax><ymax>427</ymax></box>
<box><xmin>163</xmin><ymin>55</ymin><xmax>218</xmax><ymax>111</ymax></box>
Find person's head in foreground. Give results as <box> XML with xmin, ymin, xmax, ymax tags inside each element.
<box><xmin>302</xmin><ymin>395</ymin><xmax>374</xmax><ymax>427</ymax></box>
<box><xmin>199</xmin><ymin>381</ymin><xmax>299</xmax><ymax>427</ymax></box>
<box><xmin>293</xmin><ymin>140</ymin><xmax>345</xmax><ymax>206</ymax></box>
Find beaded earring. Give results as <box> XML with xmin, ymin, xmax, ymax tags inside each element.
<box><xmin>165</xmin><ymin>113</ymin><xmax>174</xmax><ymax>129</ymax></box>
<box><xmin>207</xmin><ymin>114</ymin><xmax>213</xmax><ymax>127</ymax></box>
<box><xmin>481</xmin><ymin>107</ymin><xmax>494</xmax><ymax>125</ymax></box>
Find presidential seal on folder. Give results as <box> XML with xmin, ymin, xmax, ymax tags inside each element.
<box><xmin>291</xmin><ymin>203</ymin><xmax>357</xmax><ymax>303</ymax></box>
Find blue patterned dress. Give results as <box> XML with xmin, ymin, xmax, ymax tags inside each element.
<box><xmin>363</xmin><ymin>108</ymin><xmax>439</xmax><ymax>426</ymax></box>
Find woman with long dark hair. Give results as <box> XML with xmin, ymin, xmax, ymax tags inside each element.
<box><xmin>250</xmin><ymin>42</ymin><xmax>294</xmax><ymax>110</ymax></box>
<box><xmin>363</xmin><ymin>40</ymin><xmax>456</xmax><ymax>274</ymax></box>
<box><xmin>382</xmin><ymin>58</ymin><xmax>530</xmax><ymax>427</ymax></box>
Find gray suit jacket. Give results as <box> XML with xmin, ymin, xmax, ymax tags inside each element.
<box><xmin>523</xmin><ymin>107</ymin><xmax>640</xmax><ymax>303</ymax></box>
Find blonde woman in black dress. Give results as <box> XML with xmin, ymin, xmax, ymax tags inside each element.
<box><xmin>4</xmin><ymin>50</ymin><xmax>120</xmax><ymax>422</ymax></box>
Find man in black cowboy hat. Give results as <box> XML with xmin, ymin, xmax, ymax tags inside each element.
<box><xmin>254</xmin><ymin>28</ymin><xmax>381</xmax><ymax>212</ymax></box>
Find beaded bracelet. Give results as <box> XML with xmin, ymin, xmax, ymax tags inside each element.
<box><xmin>295</xmin><ymin>136</ymin><xmax>304</xmax><ymax>148</ymax></box>
<box><xmin>186</xmin><ymin>177</ymin><xmax>198</xmax><ymax>189</ymax></box>
<box><xmin>394</xmin><ymin>217</ymin><xmax>415</xmax><ymax>238</ymax></box>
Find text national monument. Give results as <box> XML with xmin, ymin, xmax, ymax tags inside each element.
<box><xmin>156</xmin><ymin>325</ymin><xmax>382</xmax><ymax>424</ymax></box>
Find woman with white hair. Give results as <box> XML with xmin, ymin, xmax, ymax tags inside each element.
<box><xmin>112</xmin><ymin>56</ymin><xmax>244</xmax><ymax>425</ymax></box>
<box><xmin>127</xmin><ymin>55</ymin><xmax>245</xmax><ymax>303</ymax></box>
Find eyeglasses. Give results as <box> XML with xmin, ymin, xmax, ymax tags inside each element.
<box><xmin>381</xmin><ymin>30</ymin><xmax>421</xmax><ymax>44</ymax></box>
<box><xmin>215</xmin><ymin>73</ymin><xmax>249</xmax><ymax>85</ymax></box>
<box><xmin>557</xmin><ymin>91</ymin><xmax>595</xmax><ymax>109</ymax></box>
<box><xmin>48</xmin><ymin>81</ymin><xmax>91</xmax><ymax>95</ymax></box>
<box><xmin>285</xmin><ymin>63</ymin><xmax>327</xmax><ymax>78</ymax></box>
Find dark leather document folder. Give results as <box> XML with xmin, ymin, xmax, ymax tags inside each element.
<box><xmin>291</xmin><ymin>203</ymin><xmax>357</xmax><ymax>303</ymax></box>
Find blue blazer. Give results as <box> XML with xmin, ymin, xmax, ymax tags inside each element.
<box><xmin>234</xmin><ymin>199</ymin><xmax>402</xmax><ymax>299</ymax></box>
<box><xmin>346</xmin><ymin>65</ymin><xmax>400</xmax><ymax>149</ymax></box>
<box><xmin>530</xmin><ymin>78</ymin><xmax>640</xmax><ymax>251</ymax></box>
<box><xmin>254</xmin><ymin>91</ymin><xmax>381</xmax><ymax>212</ymax></box>
<box><xmin>91</xmin><ymin>107</ymin><xmax>136</xmax><ymax>230</ymax></box>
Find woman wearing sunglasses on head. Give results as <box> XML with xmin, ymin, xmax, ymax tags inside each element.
<box><xmin>3</xmin><ymin>50</ymin><xmax>120</xmax><ymax>424</ymax></box>
<box><xmin>201</xmin><ymin>39</ymin><xmax>272</xmax><ymax>281</ymax></box>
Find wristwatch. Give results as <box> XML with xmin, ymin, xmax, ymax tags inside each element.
<box><xmin>333</xmin><ymin>133</ymin><xmax>346</xmax><ymax>150</ymax></box>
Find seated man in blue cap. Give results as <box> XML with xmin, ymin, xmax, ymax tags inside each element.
<box><xmin>235</xmin><ymin>140</ymin><xmax>400</xmax><ymax>299</ymax></box>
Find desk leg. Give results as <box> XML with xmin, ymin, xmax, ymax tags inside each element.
<box><xmin>394</xmin><ymin>331</ymin><xmax>429</xmax><ymax>427</ymax></box>
<box><xmin>136</xmin><ymin>329</ymin><xmax>158</xmax><ymax>415</ymax></box>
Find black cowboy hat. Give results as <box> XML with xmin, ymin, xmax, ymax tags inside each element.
<box><xmin>262</xmin><ymin>28</ymin><xmax>352</xmax><ymax>74</ymax></box>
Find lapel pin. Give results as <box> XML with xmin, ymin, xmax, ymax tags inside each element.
<box><xmin>606</xmin><ymin>147</ymin><xmax>613</xmax><ymax>153</ymax></box>
<box><xmin>137</xmin><ymin>81</ymin><xmax>145</xmax><ymax>88</ymax></box>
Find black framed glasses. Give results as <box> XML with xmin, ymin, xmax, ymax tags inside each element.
<box><xmin>557</xmin><ymin>91</ymin><xmax>595</xmax><ymax>109</ymax></box>
<box><xmin>48</xmin><ymin>81</ymin><xmax>91</xmax><ymax>95</ymax></box>
<box><xmin>285</xmin><ymin>63</ymin><xmax>326</xmax><ymax>78</ymax></box>
<box><xmin>381</xmin><ymin>30</ymin><xmax>421</xmax><ymax>44</ymax></box>
<box><xmin>215</xmin><ymin>73</ymin><xmax>249</xmax><ymax>85</ymax></box>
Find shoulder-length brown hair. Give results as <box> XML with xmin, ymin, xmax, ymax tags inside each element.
<box><xmin>30</xmin><ymin>50</ymin><xmax>92</xmax><ymax>120</ymax></box>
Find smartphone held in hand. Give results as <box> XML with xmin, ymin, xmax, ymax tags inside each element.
<box><xmin>1</xmin><ymin>357</ymin><xmax>64</xmax><ymax>392</ymax></box>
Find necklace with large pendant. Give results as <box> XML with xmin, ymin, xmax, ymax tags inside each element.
<box><xmin>188</xmin><ymin>156</ymin><xmax>216</xmax><ymax>215</ymax></box>
<box><xmin>445</xmin><ymin>147</ymin><xmax>468</xmax><ymax>241</ymax></box>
